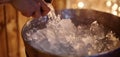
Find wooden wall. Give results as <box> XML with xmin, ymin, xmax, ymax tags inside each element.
<box><xmin>0</xmin><ymin>4</ymin><xmax>27</xmax><ymax>57</ymax></box>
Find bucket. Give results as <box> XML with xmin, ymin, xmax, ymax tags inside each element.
<box><xmin>22</xmin><ymin>9</ymin><xmax>120</xmax><ymax>57</ymax></box>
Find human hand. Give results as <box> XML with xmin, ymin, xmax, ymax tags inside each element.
<box><xmin>10</xmin><ymin>0</ymin><xmax>50</xmax><ymax>18</ymax></box>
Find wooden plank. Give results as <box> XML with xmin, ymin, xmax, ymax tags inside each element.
<box><xmin>18</xmin><ymin>12</ymin><xmax>28</xmax><ymax>57</ymax></box>
<box><xmin>5</xmin><ymin>4</ymin><xmax>19</xmax><ymax>57</ymax></box>
<box><xmin>0</xmin><ymin>4</ymin><xmax>8</xmax><ymax>57</ymax></box>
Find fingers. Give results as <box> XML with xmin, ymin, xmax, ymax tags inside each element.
<box><xmin>35</xmin><ymin>0</ymin><xmax>50</xmax><ymax>16</ymax></box>
<box><xmin>11</xmin><ymin>0</ymin><xmax>38</xmax><ymax>17</ymax></box>
<box><xmin>32</xmin><ymin>0</ymin><xmax>50</xmax><ymax>18</ymax></box>
<box><xmin>0</xmin><ymin>0</ymin><xmax>10</xmax><ymax>4</ymax></box>
<box><xmin>32</xmin><ymin>7</ymin><xmax>41</xmax><ymax>18</ymax></box>
<box><xmin>11</xmin><ymin>0</ymin><xmax>50</xmax><ymax>18</ymax></box>
<box><xmin>39</xmin><ymin>0</ymin><xmax>50</xmax><ymax>16</ymax></box>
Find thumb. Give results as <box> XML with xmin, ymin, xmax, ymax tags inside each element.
<box><xmin>32</xmin><ymin>7</ymin><xmax>41</xmax><ymax>18</ymax></box>
<box><xmin>39</xmin><ymin>0</ymin><xmax>50</xmax><ymax>16</ymax></box>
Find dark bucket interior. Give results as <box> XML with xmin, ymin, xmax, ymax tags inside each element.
<box><xmin>22</xmin><ymin>9</ymin><xmax>120</xmax><ymax>57</ymax></box>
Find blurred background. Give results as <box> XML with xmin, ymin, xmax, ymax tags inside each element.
<box><xmin>0</xmin><ymin>0</ymin><xmax>120</xmax><ymax>57</ymax></box>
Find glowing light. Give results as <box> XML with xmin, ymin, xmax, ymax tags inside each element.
<box><xmin>112</xmin><ymin>3</ymin><xmax>118</xmax><ymax>10</ymax></box>
<box><xmin>78</xmin><ymin>2</ymin><xmax>84</xmax><ymax>8</ymax></box>
<box><xmin>106</xmin><ymin>1</ymin><xmax>112</xmax><ymax>7</ymax></box>
<box><xmin>118</xmin><ymin>13</ymin><xmax>120</xmax><ymax>16</ymax></box>
<box><xmin>112</xmin><ymin>11</ymin><xmax>117</xmax><ymax>15</ymax></box>
<box><xmin>118</xmin><ymin>7</ymin><xmax>120</xmax><ymax>12</ymax></box>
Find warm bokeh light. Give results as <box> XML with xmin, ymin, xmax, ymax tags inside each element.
<box><xmin>118</xmin><ymin>7</ymin><xmax>120</xmax><ymax>12</ymax></box>
<box><xmin>78</xmin><ymin>2</ymin><xmax>84</xmax><ymax>8</ymax></box>
<box><xmin>106</xmin><ymin>1</ymin><xmax>112</xmax><ymax>7</ymax></box>
<box><xmin>118</xmin><ymin>13</ymin><xmax>120</xmax><ymax>16</ymax></box>
<box><xmin>112</xmin><ymin>10</ymin><xmax>117</xmax><ymax>15</ymax></box>
<box><xmin>112</xmin><ymin>3</ymin><xmax>118</xmax><ymax>10</ymax></box>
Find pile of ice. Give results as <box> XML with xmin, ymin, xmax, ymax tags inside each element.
<box><xmin>26</xmin><ymin>15</ymin><xmax>119</xmax><ymax>57</ymax></box>
<box><xmin>25</xmin><ymin>5</ymin><xmax>120</xmax><ymax>57</ymax></box>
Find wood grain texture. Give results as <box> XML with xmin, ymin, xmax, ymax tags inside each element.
<box><xmin>0</xmin><ymin>4</ymin><xmax>27</xmax><ymax>57</ymax></box>
<box><xmin>5</xmin><ymin>4</ymin><xmax>19</xmax><ymax>57</ymax></box>
<box><xmin>18</xmin><ymin>12</ymin><xmax>28</xmax><ymax>57</ymax></box>
<box><xmin>0</xmin><ymin>4</ymin><xmax>8</xmax><ymax>57</ymax></box>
